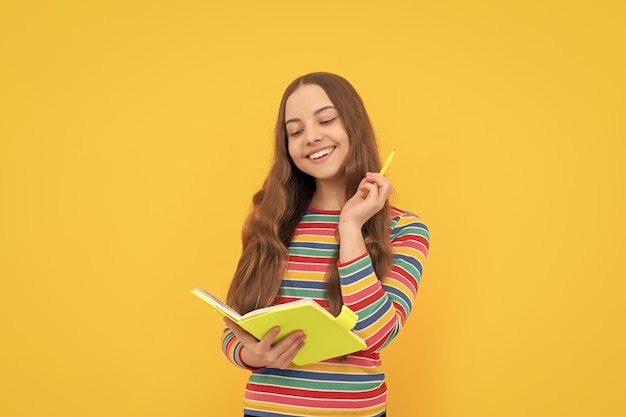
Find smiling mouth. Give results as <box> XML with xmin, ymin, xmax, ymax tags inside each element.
<box><xmin>308</xmin><ymin>147</ymin><xmax>336</xmax><ymax>160</ymax></box>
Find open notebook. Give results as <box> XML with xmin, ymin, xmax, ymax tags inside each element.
<box><xmin>191</xmin><ymin>287</ymin><xmax>366</xmax><ymax>365</ymax></box>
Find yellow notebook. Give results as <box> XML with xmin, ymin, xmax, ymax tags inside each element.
<box><xmin>191</xmin><ymin>287</ymin><xmax>367</xmax><ymax>365</ymax></box>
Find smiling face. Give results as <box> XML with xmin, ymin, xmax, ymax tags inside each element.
<box><xmin>284</xmin><ymin>83</ymin><xmax>350</xmax><ymax>188</ymax></box>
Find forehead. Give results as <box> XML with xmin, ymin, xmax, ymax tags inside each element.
<box><xmin>284</xmin><ymin>84</ymin><xmax>334</xmax><ymax>120</ymax></box>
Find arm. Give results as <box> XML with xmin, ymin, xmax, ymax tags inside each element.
<box><xmin>338</xmin><ymin>173</ymin><xmax>430</xmax><ymax>351</ymax></box>
<box><xmin>339</xmin><ymin>211</ymin><xmax>429</xmax><ymax>351</ymax></box>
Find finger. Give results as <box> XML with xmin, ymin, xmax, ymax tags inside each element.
<box><xmin>274</xmin><ymin>337</ymin><xmax>306</xmax><ymax>369</ymax></box>
<box><xmin>223</xmin><ymin>317</ymin><xmax>246</xmax><ymax>334</ymax></box>
<box><xmin>269</xmin><ymin>330</ymin><xmax>304</xmax><ymax>356</ymax></box>
<box><xmin>375</xmin><ymin>177</ymin><xmax>394</xmax><ymax>198</ymax></box>
<box><xmin>366</xmin><ymin>172</ymin><xmax>389</xmax><ymax>186</ymax></box>
<box><xmin>365</xmin><ymin>173</ymin><xmax>393</xmax><ymax>199</ymax></box>
<box><xmin>361</xmin><ymin>182</ymin><xmax>379</xmax><ymax>199</ymax></box>
<box><xmin>258</xmin><ymin>326</ymin><xmax>282</xmax><ymax>350</ymax></box>
<box><xmin>223</xmin><ymin>317</ymin><xmax>237</xmax><ymax>329</ymax></box>
<box><xmin>353</xmin><ymin>178</ymin><xmax>372</xmax><ymax>198</ymax></box>
<box><xmin>381</xmin><ymin>183</ymin><xmax>394</xmax><ymax>199</ymax></box>
<box><xmin>358</xmin><ymin>175</ymin><xmax>378</xmax><ymax>190</ymax></box>
<box><xmin>223</xmin><ymin>317</ymin><xmax>256</xmax><ymax>344</ymax></box>
<box><xmin>272</xmin><ymin>330</ymin><xmax>304</xmax><ymax>349</ymax></box>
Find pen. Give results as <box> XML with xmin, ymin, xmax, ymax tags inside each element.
<box><xmin>379</xmin><ymin>149</ymin><xmax>396</xmax><ymax>176</ymax></box>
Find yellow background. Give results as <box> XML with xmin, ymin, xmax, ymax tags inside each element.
<box><xmin>1</xmin><ymin>1</ymin><xmax>624</xmax><ymax>416</ymax></box>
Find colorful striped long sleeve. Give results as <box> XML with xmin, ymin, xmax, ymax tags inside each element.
<box><xmin>221</xmin><ymin>206</ymin><xmax>429</xmax><ymax>417</ymax></box>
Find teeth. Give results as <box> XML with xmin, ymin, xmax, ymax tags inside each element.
<box><xmin>309</xmin><ymin>147</ymin><xmax>334</xmax><ymax>160</ymax></box>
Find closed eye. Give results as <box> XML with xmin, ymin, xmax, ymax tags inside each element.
<box><xmin>288</xmin><ymin>130</ymin><xmax>302</xmax><ymax>138</ymax></box>
<box><xmin>320</xmin><ymin>117</ymin><xmax>337</xmax><ymax>125</ymax></box>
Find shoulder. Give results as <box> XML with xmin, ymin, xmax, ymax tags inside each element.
<box><xmin>389</xmin><ymin>206</ymin><xmax>430</xmax><ymax>242</ymax></box>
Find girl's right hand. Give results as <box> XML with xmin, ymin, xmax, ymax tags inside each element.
<box><xmin>224</xmin><ymin>317</ymin><xmax>306</xmax><ymax>369</ymax></box>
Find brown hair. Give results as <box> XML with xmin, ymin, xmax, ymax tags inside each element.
<box><xmin>226</xmin><ymin>72</ymin><xmax>393</xmax><ymax>315</ymax></box>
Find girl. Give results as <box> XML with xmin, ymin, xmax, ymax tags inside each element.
<box><xmin>221</xmin><ymin>72</ymin><xmax>429</xmax><ymax>417</ymax></box>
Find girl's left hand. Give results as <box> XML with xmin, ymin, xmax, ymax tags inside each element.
<box><xmin>339</xmin><ymin>172</ymin><xmax>393</xmax><ymax>230</ymax></box>
<box><xmin>224</xmin><ymin>317</ymin><xmax>305</xmax><ymax>369</ymax></box>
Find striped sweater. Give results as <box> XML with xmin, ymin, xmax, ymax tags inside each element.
<box><xmin>222</xmin><ymin>206</ymin><xmax>430</xmax><ymax>417</ymax></box>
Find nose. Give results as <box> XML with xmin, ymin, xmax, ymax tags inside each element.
<box><xmin>304</xmin><ymin>124</ymin><xmax>322</xmax><ymax>144</ymax></box>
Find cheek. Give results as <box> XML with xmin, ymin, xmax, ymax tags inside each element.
<box><xmin>333</xmin><ymin>125</ymin><xmax>350</xmax><ymax>143</ymax></box>
<box><xmin>336</xmin><ymin>129</ymin><xmax>350</xmax><ymax>149</ymax></box>
<box><xmin>287</xmin><ymin>141</ymin><xmax>297</xmax><ymax>160</ymax></box>
<box><xmin>287</xmin><ymin>141</ymin><xmax>305</xmax><ymax>169</ymax></box>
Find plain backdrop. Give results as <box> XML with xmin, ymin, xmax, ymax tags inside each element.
<box><xmin>1</xmin><ymin>1</ymin><xmax>624</xmax><ymax>416</ymax></box>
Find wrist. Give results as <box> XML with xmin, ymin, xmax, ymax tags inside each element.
<box><xmin>338</xmin><ymin>220</ymin><xmax>362</xmax><ymax>237</ymax></box>
<box><xmin>337</xmin><ymin>221</ymin><xmax>367</xmax><ymax>263</ymax></box>
<box><xmin>239</xmin><ymin>346</ymin><xmax>266</xmax><ymax>369</ymax></box>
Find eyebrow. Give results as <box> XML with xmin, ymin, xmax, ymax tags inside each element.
<box><xmin>285</xmin><ymin>106</ymin><xmax>336</xmax><ymax>125</ymax></box>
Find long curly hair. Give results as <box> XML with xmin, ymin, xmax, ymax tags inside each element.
<box><xmin>226</xmin><ymin>72</ymin><xmax>393</xmax><ymax>316</ymax></box>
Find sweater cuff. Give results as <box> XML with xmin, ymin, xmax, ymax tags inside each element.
<box><xmin>336</xmin><ymin>251</ymin><xmax>369</xmax><ymax>268</ymax></box>
<box><xmin>237</xmin><ymin>346</ymin><xmax>266</xmax><ymax>373</ymax></box>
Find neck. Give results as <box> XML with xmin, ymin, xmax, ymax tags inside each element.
<box><xmin>311</xmin><ymin>180</ymin><xmax>345</xmax><ymax>211</ymax></box>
